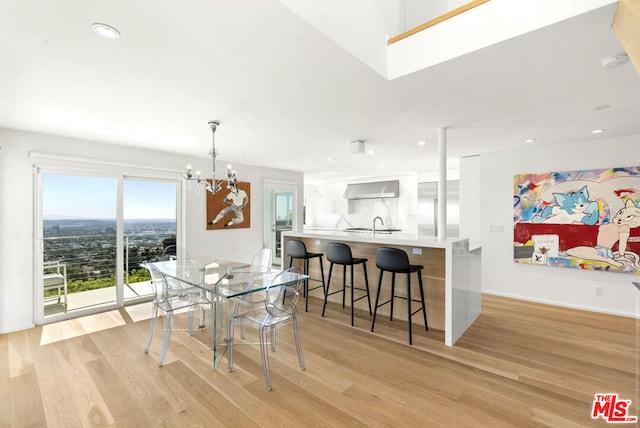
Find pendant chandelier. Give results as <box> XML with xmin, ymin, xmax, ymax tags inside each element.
<box><xmin>181</xmin><ymin>120</ymin><xmax>237</xmax><ymax>194</ymax></box>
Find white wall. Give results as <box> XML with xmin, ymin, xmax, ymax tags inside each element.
<box><xmin>480</xmin><ymin>134</ymin><xmax>639</xmax><ymax>317</ymax></box>
<box><xmin>388</xmin><ymin>0</ymin><xmax>616</xmax><ymax>79</ymax></box>
<box><xmin>305</xmin><ymin>175</ymin><xmax>417</xmax><ymax>232</ymax></box>
<box><xmin>276</xmin><ymin>0</ymin><xmax>402</xmax><ymax>77</ymax></box>
<box><xmin>403</xmin><ymin>0</ymin><xmax>447</xmax><ymax>30</ymax></box>
<box><xmin>0</xmin><ymin>128</ymin><xmax>303</xmax><ymax>333</ymax></box>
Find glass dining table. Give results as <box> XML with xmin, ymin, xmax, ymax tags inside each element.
<box><xmin>149</xmin><ymin>257</ymin><xmax>308</xmax><ymax>368</ymax></box>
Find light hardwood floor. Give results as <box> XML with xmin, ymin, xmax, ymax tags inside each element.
<box><xmin>1</xmin><ymin>294</ymin><xmax>637</xmax><ymax>427</ymax></box>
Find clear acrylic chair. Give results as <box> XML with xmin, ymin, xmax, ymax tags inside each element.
<box><xmin>227</xmin><ymin>267</ymin><xmax>305</xmax><ymax>390</ymax></box>
<box><xmin>143</xmin><ymin>262</ymin><xmax>213</xmax><ymax>366</ymax></box>
<box><xmin>249</xmin><ymin>248</ymin><xmax>272</xmax><ymax>273</ymax></box>
<box><xmin>159</xmin><ymin>245</ymin><xmax>191</xmax><ymax>263</ymax></box>
<box><xmin>230</xmin><ymin>248</ymin><xmax>273</xmax><ymax>338</ymax></box>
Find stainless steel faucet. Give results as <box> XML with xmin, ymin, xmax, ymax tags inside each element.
<box><xmin>372</xmin><ymin>216</ymin><xmax>384</xmax><ymax>233</ymax></box>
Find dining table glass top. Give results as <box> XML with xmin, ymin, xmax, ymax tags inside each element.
<box><xmin>149</xmin><ymin>257</ymin><xmax>308</xmax><ymax>298</ymax></box>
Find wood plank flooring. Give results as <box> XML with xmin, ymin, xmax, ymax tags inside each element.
<box><xmin>0</xmin><ymin>294</ymin><xmax>637</xmax><ymax>427</ymax></box>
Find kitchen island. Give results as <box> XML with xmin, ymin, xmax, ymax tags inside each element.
<box><xmin>282</xmin><ymin>230</ymin><xmax>481</xmax><ymax>346</ymax></box>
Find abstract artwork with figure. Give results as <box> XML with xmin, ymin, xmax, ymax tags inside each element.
<box><xmin>514</xmin><ymin>166</ymin><xmax>640</xmax><ymax>274</ymax></box>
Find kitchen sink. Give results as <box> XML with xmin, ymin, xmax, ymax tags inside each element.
<box><xmin>375</xmin><ymin>228</ymin><xmax>402</xmax><ymax>233</ymax></box>
<box><xmin>343</xmin><ymin>227</ymin><xmax>402</xmax><ymax>233</ymax></box>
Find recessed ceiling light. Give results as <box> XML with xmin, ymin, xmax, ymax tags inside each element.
<box><xmin>367</xmin><ymin>150</ymin><xmax>375</xmax><ymax>155</ymax></box>
<box><xmin>417</xmin><ymin>140</ymin><xmax>426</xmax><ymax>146</ymax></box>
<box><xmin>591</xmin><ymin>129</ymin><xmax>605</xmax><ymax>134</ymax></box>
<box><xmin>524</xmin><ymin>138</ymin><xmax>536</xmax><ymax>143</ymax></box>
<box><xmin>92</xmin><ymin>23</ymin><xmax>120</xmax><ymax>39</ymax></box>
<box><xmin>237</xmin><ymin>155</ymin><xmax>244</xmax><ymax>159</ymax></box>
<box><xmin>327</xmin><ymin>157</ymin><xmax>334</xmax><ymax>162</ymax></box>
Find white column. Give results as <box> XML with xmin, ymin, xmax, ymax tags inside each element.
<box><xmin>437</xmin><ymin>128</ymin><xmax>447</xmax><ymax>240</ymax></box>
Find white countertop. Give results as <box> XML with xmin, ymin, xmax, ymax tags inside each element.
<box><xmin>283</xmin><ymin>229</ymin><xmax>466</xmax><ymax>249</ymax></box>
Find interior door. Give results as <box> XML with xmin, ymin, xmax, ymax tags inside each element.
<box><xmin>273</xmin><ymin>191</ymin><xmax>293</xmax><ymax>265</ymax></box>
<box><xmin>264</xmin><ymin>183</ymin><xmax>295</xmax><ymax>267</ymax></box>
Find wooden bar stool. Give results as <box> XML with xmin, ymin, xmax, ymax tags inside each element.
<box><xmin>370</xmin><ymin>247</ymin><xmax>428</xmax><ymax>345</ymax></box>
<box><xmin>287</xmin><ymin>239</ymin><xmax>325</xmax><ymax>312</ymax></box>
<box><xmin>321</xmin><ymin>242</ymin><xmax>372</xmax><ymax>326</ymax></box>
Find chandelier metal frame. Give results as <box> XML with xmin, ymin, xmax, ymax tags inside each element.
<box><xmin>181</xmin><ymin>120</ymin><xmax>236</xmax><ymax>194</ymax></box>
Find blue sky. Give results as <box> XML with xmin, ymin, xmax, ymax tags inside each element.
<box><xmin>43</xmin><ymin>174</ymin><xmax>176</xmax><ymax>220</ymax></box>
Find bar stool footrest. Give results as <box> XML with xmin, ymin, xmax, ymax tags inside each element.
<box><xmin>307</xmin><ymin>283</ymin><xmax>325</xmax><ymax>292</ymax></box>
<box><xmin>352</xmin><ymin>294</ymin><xmax>369</xmax><ymax>303</ymax></box>
<box><xmin>374</xmin><ymin>299</ymin><xmax>393</xmax><ymax>309</ymax></box>
<box><xmin>325</xmin><ymin>289</ymin><xmax>345</xmax><ymax>298</ymax></box>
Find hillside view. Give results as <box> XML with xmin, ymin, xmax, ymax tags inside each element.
<box><xmin>43</xmin><ymin>218</ymin><xmax>176</xmax><ymax>295</ymax></box>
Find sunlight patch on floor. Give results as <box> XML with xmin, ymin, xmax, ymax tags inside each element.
<box><xmin>40</xmin><ymin>310</ymin><xmax>126</xmax><ymax>345</ymax></box>
<box><xmin>124</xmin><ymin>302</ymin><xmax>154</xmax><ymax>323</ymax></box>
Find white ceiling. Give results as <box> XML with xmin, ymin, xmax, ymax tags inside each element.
<box><xmin>1</xmin><ymin>1</ymin><xmax>638</xmax><ymax>183</ymax></box>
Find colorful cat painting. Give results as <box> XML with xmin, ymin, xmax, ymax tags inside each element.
<box><xmin>532</xmin><ymin>185</ymin><xmax>599</xmax><ymax>225</ymax></box>
<box><xmin>566</xmin><ymin>198</ymin><xmax>640</xmax><ymax>268</ymax></box>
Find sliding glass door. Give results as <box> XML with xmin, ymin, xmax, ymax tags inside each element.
<box><xmin>123</xmin><ymin>179</ymin><xmax>177</xmax><ymax>303</ymax></box>
<box><xmin>37</xmin><ymin>172</ymin><xmax>179</xmax><ymax>323</ymax></box>
<box><xmin>41</xmin><ymin>174</ymin><xmax>118</xmax><ymax>317</ymax></box>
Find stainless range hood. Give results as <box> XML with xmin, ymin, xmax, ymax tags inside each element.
<box><xmin>344</xmin><ymin>180</ymin><xmax>399</xmax><ymax>200</ymax></box>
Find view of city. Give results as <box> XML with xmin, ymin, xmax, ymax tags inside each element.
<box><xmin>43</xmin><ymin>218</ymin><xmax>176</xmax><ymax>295</ymax></box>
<box><xmin>41</xmin><ymin>174</ymin><xmax>178</xmax><ymax>300</ymax></box>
